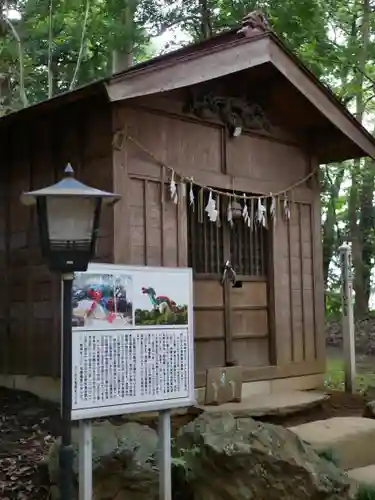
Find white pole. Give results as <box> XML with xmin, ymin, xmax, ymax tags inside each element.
<box><xmin>339</xmin><ymin>243</ymin><xmax>356</xmax><ymax>393</ymax></box>
<box><xmin>158</xmin><ymin>409</ymin><xmax>172</xmax><ymax>500</ymax></box>
<box><xmin>79</xmin><ymin>420</ymin><xmax>93</xmax><ymax>500</ymax></box>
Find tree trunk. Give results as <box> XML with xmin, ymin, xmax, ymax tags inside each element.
<box><xmin>359</xmin><ymin>157</ymin><xmax>375</xmax><ymax>307</ymax></box>
<box><xmin>112</xmin><ymin>0</ymin><xmax>138</xmax><ymax>73</ymax></box>
<box><xmin>348</xmin><ymin>0</ymin><xmax>370</xmax><ymax>318</ymax></box>
<box><xmin>0</xmin><ymin>73</ymin><xmax>11</xmax><ymax>115</ymax></box>
<box><xmin>322</xmin><ymin>168</ymin><xmax>345</xmax><ymax>288</ymax></box>
<box><xmin>199</xmin><ymin>0</ymin><xmax>213</xmax><ymax>40</ymax></box>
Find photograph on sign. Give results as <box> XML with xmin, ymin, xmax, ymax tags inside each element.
<box><xmin>132</xmin><ymin>271</ymin><xmax>189</xmax><ymax>326</ymax></box>
<box><xmin>72</xmin><ymin>272</ymin><xmax>134</xmax><ymax>329</ymax></box>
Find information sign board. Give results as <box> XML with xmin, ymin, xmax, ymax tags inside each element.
<box><xmin>71</xmin><ymin>264</ymin><xmax>194</xmax><ymax>420</ymax></box>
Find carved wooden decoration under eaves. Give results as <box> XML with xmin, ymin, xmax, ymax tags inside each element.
<box><xmin>183</xmin><ymin>91</ymin><xmax>271</xmax><ymax>133</ymax></box>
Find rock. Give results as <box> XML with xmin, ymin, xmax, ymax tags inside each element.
<box><xmin>176</xmin><ymin>412</ymin><xmax>354</xmax><ymax>500</ymax></box>
<box><xmin>197</xmin><ymin>391</ymin><xmax>328</xmax><ymax>418</ymax></box>
<box><xmin>290</xmin><ymin>417</ymin><xmax>375</xmax><ymax>470</ymax></box>
<box><xmin>363</xmin><ymin>386</ymin><xmax>375</xmax><ymax>402</ymax></box>
<box><xmin>347</xmin><ymin>464</ymin><xmax>375</xmax><ymax>487</ymax></box>
<box><xmin>47</xmin><ymin>420</ymin><xmax>158</xmax><ymax>500</ymax></box>
<box><xmin>49</xmin><ymin>484</ymin><xmax>60</xmax><ymax>500</ymax></box>
<box><xmin>363</xmin><ymin>400</ymin><xmax>375</xmax><ymax>418</ymax></box>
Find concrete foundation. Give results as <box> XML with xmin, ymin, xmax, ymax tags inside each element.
<box><xmin>0</xmin><ymin>372</ymin><xmax>324</xmax><ymax>406</ymax></box>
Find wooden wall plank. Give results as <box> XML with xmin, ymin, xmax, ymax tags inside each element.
<box><xmin>232</xmin><ymin>338</ymin><xmax>270</xmax><ymax>366</ymax></box>
<box><xmin>272</xmin><ymin>199</ymin><xmax>319</xmax><ymax>367</ymax></box>
<box><xmin>113</xmin><ymin>105</ymin><xmax>131</xmax><ymax>264</ymax></box>
<box><xmin>231</xmin><ymin>310</ymin><xmax>268</xmax><ymax>338</ymax></box>
<box><xmin>273</xmin><ymin>215</ymin><xmax>292</xmax><ymax>364</ymax></box>
<box><xmin>2</xmin><ymin>95</ymin><xmax>114</xmax><ymax>378</ymax></box>
<box><xmin>226</xmin><ymin>133</ymin><xmax>309</xmax><ymax>185</ymax></box>
<box><xmin>195</xmin><ymin>340</ymin><xmax>225</xmax><ymax>374</ymax></box>
<box><xmin>300</xmin><ymin>203</ymin><xmax>315</xmax><ymax>361</ymax></box>
<box><xmin>290</xmin><ymin>205</ymin><xmax>304</xmax><ymax>362</ymax></box>
<box><xmin>311</xmin><ymin>161</ymin><xmax>326</xmax><ymax>363</ymax></box>
<box><xmin>122</xmin><ymin>105</ymin><xmax>313</xmax><ymax>202</ymax></box>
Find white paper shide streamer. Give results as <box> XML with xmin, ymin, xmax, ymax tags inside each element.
<box><xmin>227</xmin><ymin>200</ymin><xmax>234</xmax><ymax>227</ymax></box>
<box><xmin>257</xmin><ymin>198</ymin><xmax>267</xmax><ymax>227</ymax></box>
<box><xmin>283</xmin><ymin>196</ymin><xmax>291</xmax><ymax>220</ymax></box>
<box><xmin>205</xmin><ymin>190</ymin><xmax>218</xmax><ymax>222</ymax></box>
<box><xmin>242</xmin><ymin>195</ymin><xmax>251</xmax><ymax>227</ymax></box>
<box><xmin>167</xmin><ymin>172</ymin><xmax>296</xmax><ymax>228</ymax></box>
<box><xmin>169</xmin><ymin>170</ymin><xmax>178</xmax><ymax>204</ymax></box>
<box><xmin>189</xmin><ymin>179</ymin><xmax>195</xmax><ymax>209</ymax></box>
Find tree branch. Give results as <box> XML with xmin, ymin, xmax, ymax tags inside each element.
<box><xmin>152</xmin><ymin>15</ymin><xmax>197</xmax><ymax>37</ymax></box>
<box><xmin>3</xmin><ymin>16</ymin><xmax>28</xmax><ymax>107</ymax></box>
<box><xmin>69</xmin><ymin>0</ymin><xmax>90</xmax><ymax>91</ymax></box>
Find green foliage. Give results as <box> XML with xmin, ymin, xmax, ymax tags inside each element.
<box><xmin>325</xmin><ymin>357</ymin><xmax>375</xmax><ymax>393</ymax></box>
<box><xmin>1</xmin><ymin>0</ymin><xmax>163</xmax><ymax>107</ymax></box>
<box><xmin>171</xmin><ymin>438</ymin><xmax>201</xmax><ymax>478</ymax></box>
<box><xmin>316</xmin><ymin>448</ymin><xmax>340</xmax><ymax>467</ymax></box>
<box><xmin>135</xmin><ymin>305</ymin><xmax>188</xmax><ymax>325</ymax></box>
<box><xmin>356</xmin><ymin>484</ymin><xmax>375</xmax><ymax>500</ymax></box>
<box><xmin>171</xmin><ymin>438</ymin><xmax>199</xmax><ymax>500</ymax></box>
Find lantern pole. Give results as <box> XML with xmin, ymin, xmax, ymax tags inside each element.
<box><xmin>20</xmin><ymin>164</ymin><xmax>120</xmax><ymax>500</ymax></box>
<box><xmin>60</xmin><ymin>272</ymin><xmax>74</xmax><ymax>500</ymax></box>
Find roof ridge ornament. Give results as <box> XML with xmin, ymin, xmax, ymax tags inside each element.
<box><xmin>64</xmin><ymin>163</ymin><xmax>75</xmax><ymax>177</ymax></box>
<box><xmin>237</xmin><ymin>10</ymin><xmax>270</xmax><ymax>38</ymax></box>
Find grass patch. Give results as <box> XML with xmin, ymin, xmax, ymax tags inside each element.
<box><xmin>316</xmin><ymin>447</ymin><xmax>340</xmax><ymax>467</ymax></box>
<box><xmin>325</xmin><ymin>357</ymin><xmax>375</xmax><ymax>393</ymax></box>
<box><xmin>356</xmin><ymin>484</ymin><xmax>375</xmax><ymax>500</ymax></box>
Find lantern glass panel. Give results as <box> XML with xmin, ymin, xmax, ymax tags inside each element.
<box><xmin>46</xmin><ymin>196</ymin><xmax>96</xmax><ymax>245</ymax></box>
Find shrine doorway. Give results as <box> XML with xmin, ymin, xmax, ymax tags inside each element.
<box><xmin>187</xmin><ymin>188</ymin><xmax>272</xmax><ymax>385</ymax></box>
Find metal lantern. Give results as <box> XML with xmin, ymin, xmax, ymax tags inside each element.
<box><xmin>20</xmin><ymin>164</ymin><xmax>120</xmax><ymax>273</ymax></box>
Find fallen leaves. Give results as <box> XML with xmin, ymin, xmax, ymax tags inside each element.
<box><xmin>0</xmin><ymin>387</ymin><xmax>60</xmax><ymax>499</ymax></box>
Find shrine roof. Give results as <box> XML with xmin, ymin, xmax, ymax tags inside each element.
<box><xmin>1</xmin><ymin>13</ymin><xmax>375</xmax><ymax>162</ymax></box>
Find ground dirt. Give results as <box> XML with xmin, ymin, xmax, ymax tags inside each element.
<box><xmin>0</xmin><ymin>386</ymin><xmax>371</xmax><ymax>499</ymax></box>
<box><xmin>0</xmin><ymin>387</ymin><xmax>60</xmax><ymax>500</ymax></box>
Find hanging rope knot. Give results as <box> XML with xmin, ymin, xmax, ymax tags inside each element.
<box><xmin>222</xmin><ymin>260</ymin><xmax>237</xmax><ymax>286</ymax></box>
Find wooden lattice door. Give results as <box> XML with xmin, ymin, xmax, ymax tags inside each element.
<box><xmin>188</xmin><ymin>190</ymin><xmax>271</xmax><ymax>384</ymax></box>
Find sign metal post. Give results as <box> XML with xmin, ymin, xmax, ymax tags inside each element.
<box><xmin>71</xmin><ymin>264</ymin><xmax>194</xmax><ymax>500</ymax></box>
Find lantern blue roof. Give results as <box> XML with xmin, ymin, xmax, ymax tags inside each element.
<box><xmin>20</xmin><ymin>165</ymin><xmax>120</xmax><ymax>206</ymax></box>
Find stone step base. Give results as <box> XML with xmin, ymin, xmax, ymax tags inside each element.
<box><xmin>347</xmin><ymin>464</ymin><xmax>375</xmax><ymax>487</ymax></box>
<box><xmin>198</xmin><ymin>390</ymin><xmax>328</xmax><ymax>418</ymax></box>
<box><xmin>289</xmin><ymin>417</ymin><xmax>375</xmax><ymax>470</ymax></box>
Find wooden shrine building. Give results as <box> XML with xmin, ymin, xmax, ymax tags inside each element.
<box><xmin>1</xmin><ymin>13</ymin><xmax>375</xmax><ymax>402</ymax></box>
